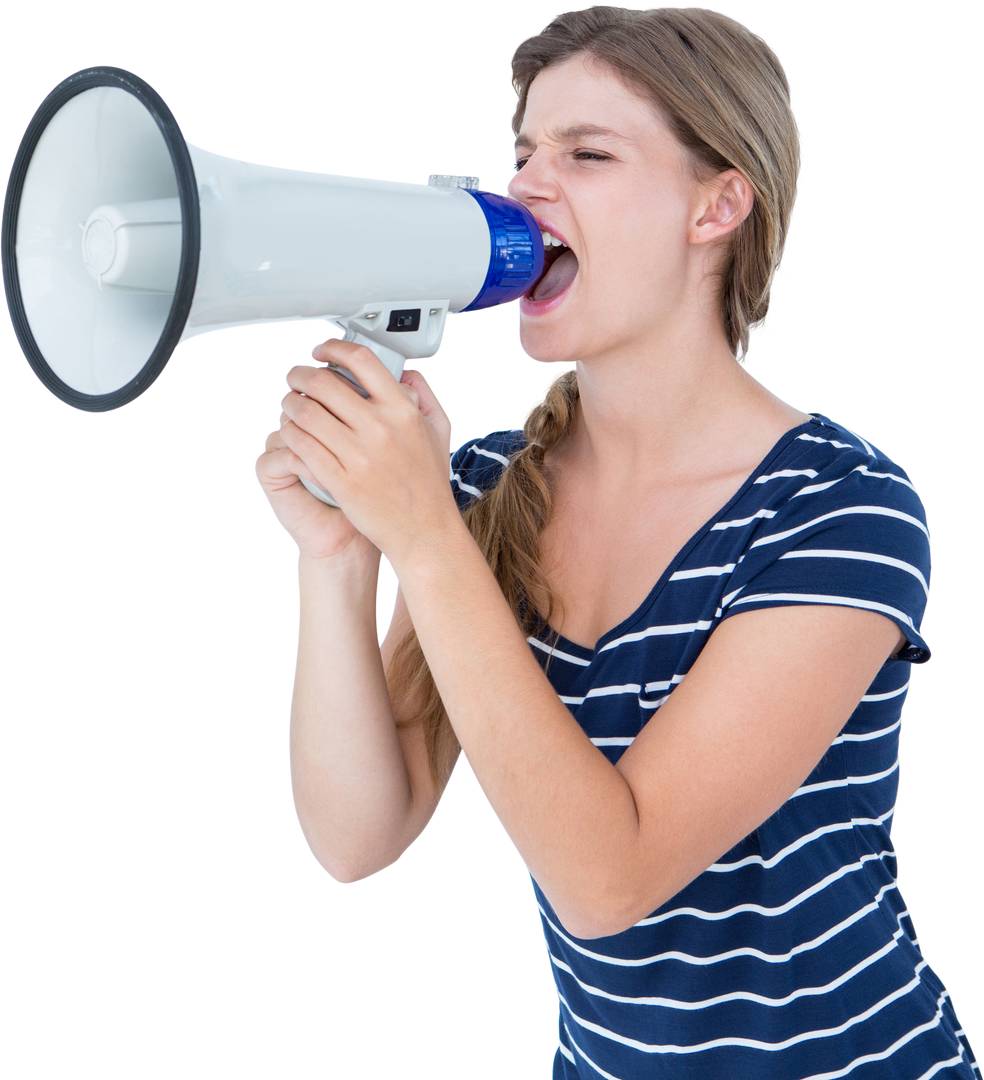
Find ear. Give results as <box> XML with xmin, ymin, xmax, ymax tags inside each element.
<box><xmin>690</xmin><ymin>169</ymin><xmax>754</xmax><ymax>245</ymax></box>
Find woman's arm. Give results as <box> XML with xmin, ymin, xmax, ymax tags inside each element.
<box><xmin>278</xmin><ymin>343</ymin><xmax>907</xmax><ymax>937</ymax></box>
<box><xmin>257</xmin><ymin>405</ymin><xmax>455</xmax><ymax>884</ymax></box>
<box><xmin>289</xmin><ymin>558</ymin><xmax>452</xmax><ymax>882</ymax></box>
<box><xmin>399</xmin><ymin>523</ymin><xmax>902</xmax><ymax>937</ymax></box>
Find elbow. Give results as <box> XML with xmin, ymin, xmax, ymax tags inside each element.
<box><xmin>546</xmin><ymin>889</ymin><xmax>648</xmax><ymax>941</ymax></box>
<box><xmin>557</xmin><ymin>907</ymin><xmax>642</xmax><ymax>941</ymax></box>
<box><xmin>332</xmin><ymin>868</ymin><xmax>365</xmax><ymax>883</ymax></box>
<box><xmin>574</xmin><ymin>902</ymin><xmax>652</xmax><ymax>937</ymax></box>
<box><xmin>314</xmin><ymin>843</ymin><xmax>369</xmax><ymax>883</ymax></box>
<box><xmin>298</xmin><ymin>822</ymin><xmax>403</xmax><ymax>884</ymax></box>
<box><xmin>310</xmin><ymin>842</ymin><xmax>401</xmax><ymax>884</ymax></box>
<box><xmin>550</xmin><ymin>879</ymin><xmax>674</xmax><ymax>941</ymax></box>
<box><xmin>304</xmin><ymin>833</ymin><xmax>403</xmax><ymax>885</ymax></box>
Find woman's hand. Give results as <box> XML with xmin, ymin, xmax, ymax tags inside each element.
<box><xmin>257</xmin><ymin>413</ymin><xmax>373</xmax><ymax>562</ymax></box>
<box><xmin>275</xmin><ymin>338</ymin><xmax>458</xmax><ymax>567</ymax></box>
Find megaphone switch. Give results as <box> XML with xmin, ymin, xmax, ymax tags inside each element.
<box><xmin>2</xmin><ymin>67</ymin><xmax>544</xmax><ymax>419</ymax></box>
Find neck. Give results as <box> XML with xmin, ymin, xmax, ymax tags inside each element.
<box><xmin>561</xmin><ymin>320</ymin><xmax>806</xmax><ymax>488</ymax></box>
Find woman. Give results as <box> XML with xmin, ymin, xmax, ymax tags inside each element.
<box><xmin>257</xmin><ymin>7</ymin><xmax>975</xmax><ymax>1078</ymax></box>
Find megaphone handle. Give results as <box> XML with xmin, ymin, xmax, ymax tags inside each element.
<box><xmin>299</xmin><ymin>331</ymin><xmax>407</xmax><ymax>507</ymax></box>
<box><xmin>330</xmin><ymin>327</ymin><xmax>408</xmax><ymax>385</ymax></box>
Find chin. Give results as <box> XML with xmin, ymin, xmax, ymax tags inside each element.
<box><xmin>518</xmin><ymin>332</ymin><xmax>574</xmax><ymax>367</ymax></box>
<box><xmin>519</xmin><ymin>320</ymin><xmax>581</xmax><ymax>366</ymax></box>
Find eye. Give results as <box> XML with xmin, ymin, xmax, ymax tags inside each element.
<box><xmin>503</xmin><ymin>151</ymin><xmax>613</xmax><ymax>178</ymax></box>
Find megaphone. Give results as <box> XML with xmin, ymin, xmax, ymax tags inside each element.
<box><xmin>2</xmin><ymin>67</ymin><xmax>544</xmax><ymax>504</ymax></box>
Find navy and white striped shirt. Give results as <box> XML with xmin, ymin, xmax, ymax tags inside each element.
<box><xmin>450</xmin><ymin>415</ymin><xmax>976</xmax><ymax>1080</ymax></box>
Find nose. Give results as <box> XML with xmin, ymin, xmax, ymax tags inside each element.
<box><xmin>507</xmin><ymin>148</ymin><xmax>557</xmax><ymax>207</ymax></box>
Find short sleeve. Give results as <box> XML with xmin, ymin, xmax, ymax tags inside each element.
<box><xmin>718</xmin><ymin>449</ymin><xmax>931</xmax><ymax>663</ymax></box>
<box><xmin>449</xmin><ymin>430</ymin><xmax>526</xmax><ymax>511</ymax></box>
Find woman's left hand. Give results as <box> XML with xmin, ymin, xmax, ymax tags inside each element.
<box><xmin>279</xmin><ymin>337</ymin><xmax>458</xmax><ymax>565</ymax></box>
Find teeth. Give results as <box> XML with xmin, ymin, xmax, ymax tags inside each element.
<box><xmin>540</xmin><ymin>230</ymin><xmax>567</xmax><ymax>248</ymax></box>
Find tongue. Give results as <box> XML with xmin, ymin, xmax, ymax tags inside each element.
<box><xmin>531</xmin><ymin>248</ymin><xmax>578</xmax><ymax>302</ymax></box>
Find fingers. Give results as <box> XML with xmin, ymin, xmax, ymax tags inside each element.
<box><xmin>310</xmin><ymin>338</ymin><xmax>403</xmax><ymax>401</ymax></box>
<box><xmin>300</xmin><ymin>341</ymin><xmax>438</xmax><ymax>428</ymax></box>
<box><xmin>262</xmin><ymin>401</ymin><xmax>349</xmax><ymax>494</ymax></box>
<box><xmin>278</xmin><ymin>413</ymin><xmax>350</xmax><ymax>493</ymax></box>
<box><xmin>278</xmin><ymin>363</ymin><xmax>372</xmax><ymax>506</ymax></box>
<box><xmin>257</xmin><ymin>442</ymin><xmax>317</xmax><ymax>491</ymax></box>
<box><xmin>283</xmin><ymin>364</ymin><xmax>369</xmax><ymax>443</ymax></box>
<box><xmin>286</xmin><ymin>344</ymin><xmax>431</xmax><ymax>451</ymax></box>
<box><xmin>270</xmin><ymin>339</ymin><xmax>451</xmax><ymax>526</ymax></box>
<box><xmin>285</xmin><ymin>364</ymin><xmax>367</xmax><ymax>430</ymax></box>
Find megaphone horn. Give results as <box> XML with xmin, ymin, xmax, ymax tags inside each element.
<box><xmin>3</xmin><ymin>67</ymin><xmax>544</xmax><ymax>501</ymax></box>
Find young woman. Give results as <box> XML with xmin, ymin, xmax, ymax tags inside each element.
<box><xmin>257</xmin><ymin>7</ymin><xmax>975</xmax><ymax>1078</ymax></box>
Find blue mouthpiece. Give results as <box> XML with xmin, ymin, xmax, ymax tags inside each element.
<box><xmin>462</xmin><ymin>191</ymin><xmax>545</xmax><ymax>311</ymax></box>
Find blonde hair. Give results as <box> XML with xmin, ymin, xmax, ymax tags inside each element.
<box><xmin>388</xmin><ymin>7</ymin><xmax>800</xmax><ymax>791</ymax></box>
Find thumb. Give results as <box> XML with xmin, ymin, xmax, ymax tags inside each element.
<box><xmin>401</xmin><ymin>369</ymin><xmax>449</xmax><ymax>428</ymax></box>
<box><xmin>401</xmin><ymin>365</ymin><xmax>436</xmax><ymax>410</ymax></box>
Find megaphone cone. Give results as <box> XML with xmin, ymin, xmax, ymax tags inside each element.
<box><xmin>3</xmin><ymin>67</ymin><xmax>544</xmax><ymax>418</ymax></box>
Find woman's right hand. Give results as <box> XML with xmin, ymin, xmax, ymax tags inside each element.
<box><xmin>256</xmin><ymin>412</ymin><xmax>374</xmax><ymax>563</ymax></box>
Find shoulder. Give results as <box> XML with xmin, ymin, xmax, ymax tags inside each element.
<box><xmin>720</xmin><ymin>414</ymin><xmax>932</xmax><ymax>661</ymax></box>
<box><xmin>449</xmin><ymin>430</ymin><xmax>527</xmax><ymax>510</ymax></box>
<box><xmin>752</xmin><ymin>414</ymin><xmax>929</xmax><ymax>540</ymax></box>
<box><xmin>710</xmin><ymin>414</ymin><xmax>929</xmax><ymax>566</ymax></box>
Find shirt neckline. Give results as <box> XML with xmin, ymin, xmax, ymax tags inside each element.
<box><xmin>532</xmin><ymin>414</ymin><xmax>828</xmax><ymax>662</ymax></box>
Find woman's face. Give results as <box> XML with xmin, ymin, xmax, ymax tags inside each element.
<box><xmin>508</xmin><ymin>54</ymin><xmax>706</xmax><ymax>366</ymax></box>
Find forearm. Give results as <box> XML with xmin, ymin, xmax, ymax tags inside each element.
<box><xmin>391</xmin><ymin>517</ymin><xmax>642</xmax><ymax>937</ymax></box>
<box><xmin>291</xmin><ymin>550</ymin><xmax>415</xmax><ymax>882</ymax></box>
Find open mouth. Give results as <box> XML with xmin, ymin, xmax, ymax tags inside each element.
<box><xmin>527</xmin><ymin>229</ymin><xmax>579</xmax><ymax>303</ymax></box>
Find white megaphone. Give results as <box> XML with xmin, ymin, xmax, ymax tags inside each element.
<box><xmin>2</xmin><ymin>67</ymin><xmax>544</xmax><ymax>505</ymax></box>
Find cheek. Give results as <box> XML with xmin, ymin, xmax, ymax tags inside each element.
<box><xmin>589</xmin><ymin>224</ymin><xmax>688</xmax><ymax>307</ymax></box>
<box><xmin>586</xmin><ymin>184</ymin><xmax>692</xmax><ymax>296</ymax></box>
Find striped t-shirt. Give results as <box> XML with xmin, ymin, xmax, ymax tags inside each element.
<box><xmin>449</xmin><ymin>415</ymin><xmax>977</xmax><ymax>1080</ymax></box>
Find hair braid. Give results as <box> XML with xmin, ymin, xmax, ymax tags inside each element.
<box><xmin>387</xmin><ymin>371</ymin><xmax>579</xmax><ymax>792</ymax></box>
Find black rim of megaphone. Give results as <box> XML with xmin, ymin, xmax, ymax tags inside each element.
<box><xmin>1</xmin><ymin>67</ymin><xmax>201</xmax><ymax>412</ymax></box>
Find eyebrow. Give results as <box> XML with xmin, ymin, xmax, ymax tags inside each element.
<box><xmin>514</xmin><ymin>124</ymin><xmax>629</xmax><ymax>151</ymax></box>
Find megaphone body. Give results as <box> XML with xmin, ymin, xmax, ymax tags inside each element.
<box><xmin>2</xmin><ymin>68</ymin><xmax>544</xmax><ymax>504</ymax></box>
